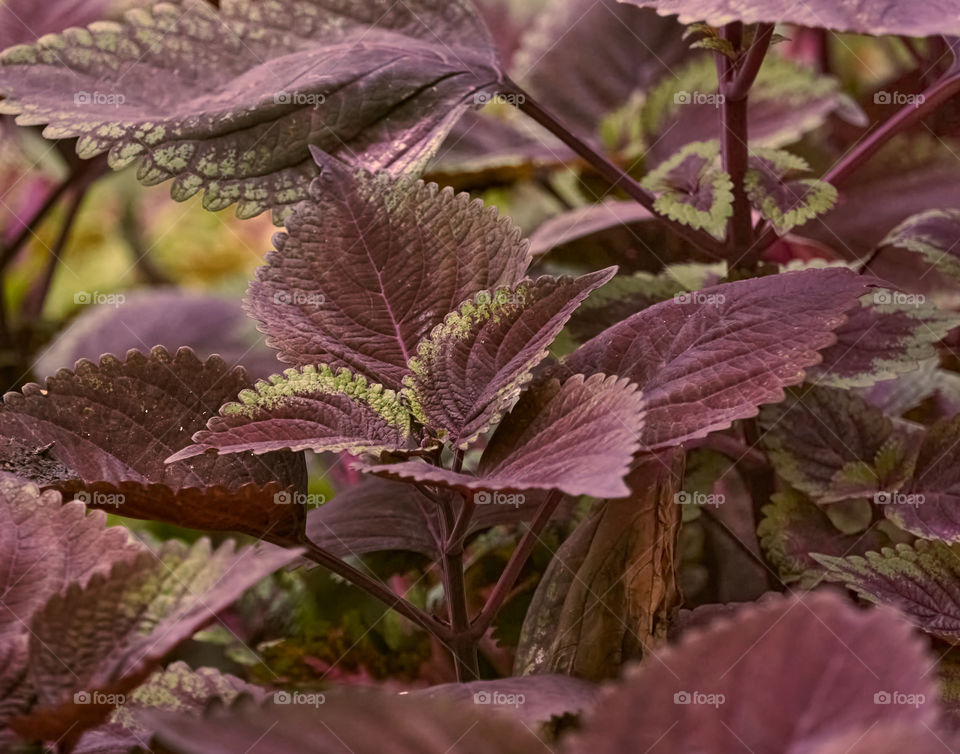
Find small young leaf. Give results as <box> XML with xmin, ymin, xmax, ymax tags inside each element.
<box><xmin>640</xmin><ymin>140</ymin><xmax>733</xmax><ymax>239</ymax></box>
<box><xmin>562</xmin><ymin>268</ymin><xmax>872</xmax><ymax>449</ymax></box>
<box><xmin>169</xmin><ymin>364</ymin><xmax>411</xmax><ymax>461</ymax></box>
<box><xmin>246</xmin><ymin>160</ymin><xmax>530</xmax><ymax>390</ymax></box>
<box><xmin>404</xmin><ymin>269</ymin><xmax>615</xmax><ymax>448</ymax></box>
<box><xmin>880</xmin><ymin>208</ymin><xmax>960</xmax><ymax>282</ymax></box>
<box><xmin>362</xmin><ymin>373</ymin><xmax>644</xmax><ymax>500</ymax></box>
<box><xmin>745</xmin><ymin>148</ymin><xmax>838</xmax><ymax>233</ymax></box>
<box><xmin>816</xmin><ymin>540</ymin><xmax>960</xmax><ymax>642</ymax></box>
<box><xmin>0</xmin><ymin>0</ymin><xmax>503</xmax><ymax>219</ymax></box>
<box><xmin>568</xmin><ymin>591</ymin><xmax>939</xmax><ymax>753</ymax></box>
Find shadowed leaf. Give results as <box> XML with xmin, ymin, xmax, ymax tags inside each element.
<box><xmin>881</xmin><ymin>209</ymin><xmax>960</xmax><ymax>283</ymax></box>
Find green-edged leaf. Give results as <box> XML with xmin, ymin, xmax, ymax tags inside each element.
<box><xmin>0</xmin><ymin>0</ymin><xmax>503</xmax><ymax>219</ymax></box>
<box><xmin>10</xmin><ymin>539</ymin><xmax>300</xmax><ymax>747</ymax></box>
<box><xmin>881</xmin><ymin>209</ymin><xmax>960</xmax><ymax>282</ymax></box>
<box><xmin>745</xmin><ymin>148</ymin><xmax>837</xmax><ymax>234</ymax></box>
<box><xmin>169</xmin><ymin>365</ymin><xmax>411</xmax><ymax>461</ymax></box>
<box><xmin>640</xmin><ymin>140</ymin><xmax>732</xmax><ymax>239</ymax></box>
<box><xmin>361</xmin><ymin>373</ymin><xmax>644</xmax><ymax>500</ymax></box>
<box><xmin>816</xmin><ymin>540</ymin><xmax>960</xmax><ymax>642</ymax></box>
<box><xmin>758</xmin><ymin>488</ymin><xmax>892</xmax><ymax>587</ymax></box>
<box><xmin>760</xmin><ymin>386</ymin><xmax>919</xmax><ymax>503</ymax></box>
<box><xmin>806</xmin><ymin>291</ymin><xmax>960</xmax><ymax>388</ymax></box>
<box><xmin>73</xmin><ymin>662</ymin><xmax>265</xmax><ymax>754</ymax></box>
<box><xmin>404</xmin><ymin>269</ymin><xmax>615</xmax><ymax>448</ymax></box>
<box><xmin>0</xmin><ymin>347</ymin><xmax>307</xmax><ymax>540</ymax></box>
<box><xmin>246</xmin><ymin>159</ymin><xmax>530</xmax><ymax>391</ymax></box>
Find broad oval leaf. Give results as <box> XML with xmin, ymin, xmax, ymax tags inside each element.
<box><xmin>11</xmin><ymin>539</ymin><xmax>301</xmax><ymax>747</ymax></box>
<box><xmin>567</xmin><ymin>591</ymin><xmax>940</xmax><ymax>753</ymax></box>
<box><xmin>0</xmin><ymin>347</ymin><xmax>307</xmax><ymax>540</ymax></box>
<box><xmin>816</xmin><ymin>540</ymin><xmax>960</xmax><ymax>643</ymax></box>
<box><xmin>362</xmin><ymin>373</ymin><xmax>645</xmax><ymax>500</ymax></box>
<box><xmin>0</xmin><ymin>0</ymin><xmax>503</xmax><ymax>219</ymax></box>
<box><xmin>880</xmin><ymin>208</ymin><xmax>960</xmax><ymax>283</ymax></box>
<box><xmin>405</xmin><ymin>269</ymin><xmax>615</xmax><ymax>448</ymax></box>
<box><xmin>562</xmin><ymin>268</ymin><xmax>872</xmax><ymax>449</ymax></box>
<box><xmin>246</xmin><ymin>159</ymin><xmax>530</xmax><ymax>390</ymax></box>
<box><xmin>619</xmin><ymin>0</ymin><xmax>960</xmax><ymax>37</ymax></box>
<box><xmin>169</xmin><ymin>364</ymin><xmax>411</xmax><ymax>460</ymax></box>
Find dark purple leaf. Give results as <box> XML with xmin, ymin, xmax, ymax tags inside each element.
<box><xmin>745</xmin><ymin>149</ymin><xmax>837</xmax><ymax>234</ymax></box>
<box><xmin>758</xmin><ymin>488</ymin><xmax>892</xmax><ymax>586</ymax></box>
<box><xmin>405</xmin><ymin>270</ymin><xmax>615</xmax><ymax>448</ymax></box>
<box><xmin>880</xmin><ymin>208</ymin><xmax>960</xmax><ymax>282</ymax></box>
<box><xmin>0</xmin><ymin>347</ymin><xmax>307</xmax><ymax>540</ymax></box>
<box><xmin>169</xmin><ymin>365</ymin><xmax>411</xmax><ymax>461</ymax></box>
<box><xmin>858</xmin><ymin>357</ymin><xmax>941</xmax><ymax>416</ymax></box>
<box><xmin>0</xmin><ymin>0</ymin><xmax>502</xmax><ymax>219</ymax></box>
<box><xmin>0</xmin><ymin>0</ymin><xmax>111</xmax><ymax>50</ymax></box>
<box><xmin>568</xmin><ymin>591</ymin><xmax>939</xmax><ymax>753</ymax></box>
<box><xmin>35</xmin><ymin>289</ymin><xmax>281</xmax><ymax>381</ymax></box>
<box><xmin>148</xmin><ymin>688</ymin><xmax>540</xmax><ymax>754</ymax></box>
<box><xmin>562</xmin><ymin>268</ymin><xmax>871</xmax><ymax>449</ymax></box>
<box><xmin>246</xmin><ymin>158</ymin><xmax>530</xmax><ymax>390</ymax></box>
<box><xmin>362</xmin><ymin>373</ymin><xmax>644</xmax><ymax>499</ymax></box>
<box><xmin>11</xmin><ymin>539</ymin><xmax>300</xmax><ymax>746</ymax></box>
<box><xmin>528</xmin><ymin>201</ymin><xmax>654</xmax><ymax>259</ymax></box>
<box><xmin>619</xmin><ymin>0</ymin><xmax>960</xmax><ymax>36</ymax></box>
<box><xmin>806</xmin><ymin>290</ymin><xmax>960</xmax><ymax>388</ymax></box>
<box><xmin>816</xmin><ymin>540</ymin><xmax>960</xmax><ymax>642</ymax></box>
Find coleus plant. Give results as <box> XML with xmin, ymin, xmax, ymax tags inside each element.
<box><xmin>2</xmin><ymin>0</ymin><xmax>960</xmax><ymax>751</ymax></box>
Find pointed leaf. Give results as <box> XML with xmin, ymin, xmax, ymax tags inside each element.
<box><xmin>170</xmin><ymin>365</ymin><xmax>411</xmax><ymax>461</ymax></box>
<box><xmin>745</xmin><ymin>148</ymin><xmax>837</xmax><ymax>234</ymax></box>
<box><xmin>881</xmin><ymin>209</ymin><xmax>960</xmax><ymax>283</ymax></box>
<box><xmin>11</xmin><ymin>539</ymin><xmax>301</xmax><ymax>745</ymax></box>
<box><xmin>362</xmin><ymin>373</ymin><xmax>644</xmax><ymax>499</ymax></box>
<box><xmin>405</xmin><ymin>269</ymin><xmax>615</xmax><ymax>448</ymax></box>
<box><xmin>816</xmin><ymin>540</ymin><xmax>960</xmax><ymax>642</ymax></box>
<box><xmin>806</xmin><ymin>290</ymin><xmax>960</xmax><ymax>388</ymax></box>
<box><xmin>619</xmin><ymin>0</ymin><xmax>960</xmax><ymax>36</ymax></box>
<box><xmin>568</xmin><ymin>592</ymin><xmax>939</xmax><ymax>753</ymax></box>
<box><xmin>246</xmin><ymin>160</ymin><xmax>530</xmax><ymax>389</ymax></box>
<box><xmin>562</xmin><ymin>268</ymin><xmax>872</xmax><ymax>449</ymax></box>
<box><xmin>0</xmin><ymin>0</ymin><xmax>503</xmax><ymax>219</ymax></box>
<box><xmin>640</xmin><ymin>140</ymin><xmax>733</xmax><ymax>239</ymax></box>
<box><xmin>0</xmin><ymin>347</ymin><xmax>307</xmax><ymax>540</ymax></box>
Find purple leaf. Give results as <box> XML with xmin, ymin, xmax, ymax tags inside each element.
<box><xmin>0</xmin><ymin>0</ymin><xmax>502</xmax><ymax>219</ymax></box>
<box><xmin>34</xmin><ymin>289</ymin><xmax>281</xmax><ymax>381</ymax></box>
<box><xmin>246</xmin><ymin>160</ymin><xmax>530</xmax><ymax>390</ymax></box>
<box><xmin>0</xmin><ymin>0</ymin><xmax>111</xmax><ymax>50</ymax></box>
<box><xmin>405</xmin><ymin>270</ymin><xmax>615</xmax><ymax>448</ymax></box>
<box><xmin>880</xmin><ymin>208</ymin><xmax>960</xmax><ymax>282</ymax></box>
<box><xmin>11</xmin><ymin>539</ymin><xmax>301</xmax><ymax>746</ymax></box>
<box><xmin>568</xmin><ymin>591</ymin><xmax>940</xmax><ymax>753</ymax></box>
<box><xmin>169</xmin><ymin>365</ymin><xmax>412</xmax><ymax>461</ymax></box>
<box><xmin>0</xmin><ymin>347</ymin><xmax>307</xmax><ymax>539</ymax></box>
<box><xmin>362</xmin><ymin>373</ymin><xmax>644</xmax><ymax>499</ymax></box>
<box><xmin>806</xmin><ymin>290</ymin><xmax>960</xmax><ymax>388</ymax></box>
<box><xmin>147</xmin><ymin>688</ymin><xmax>540</xmax><ymax>754</ymax></box>
<box><xmin>745</xmin><ymin>149</ymin><xmax>837</xmax><ymax>234</ymax></box>
<box><xmin>528</xmin><ymin>201</ymin><xmax>654</xmax><ymax>259</ymax></box>
<box><xmin>816</xmin><ymin>540</ymin><xmax>960</xmax><ymax>642</ymax></box>
<box><xmin>562</xmin><ymin>268</ymin><xmax>871</xmax><ymax>449</ymax></box>
<box><xmin>619</xmin><ymin>0</ymin><xmax>960</xmax><ymax>36</ymax></box>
